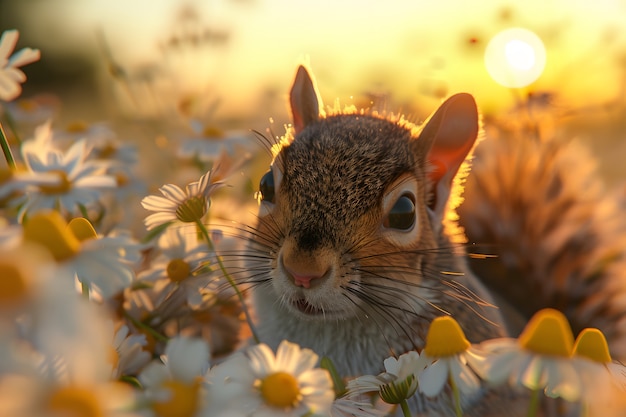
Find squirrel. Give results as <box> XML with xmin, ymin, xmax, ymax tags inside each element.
<box><xmin>238</xmin><ymin>65</ymin><xmax>625</xmax><ymax>415</ymax></box>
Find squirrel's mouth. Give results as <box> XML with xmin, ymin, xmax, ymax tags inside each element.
<box><xmin>292</xmin><ymin>298</ymin><xmax>324</xmax><ymax>315</ymax></box>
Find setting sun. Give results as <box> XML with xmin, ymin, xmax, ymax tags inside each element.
<box><xmin>484</xmin><ymin>27</ymin><xmax>547</xmax><ymax>88</ymax></box>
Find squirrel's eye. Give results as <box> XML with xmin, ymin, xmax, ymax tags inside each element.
<box><xmin>259</xmin><ymin>169</ymin><xmax>275</xmax><ymax>203</ymax></box>
<box><xmin>383</xmin><ymin>194</ymin><xmax>415</xmax><ymax>230</ymax></box>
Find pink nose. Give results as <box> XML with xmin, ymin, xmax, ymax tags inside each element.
<box><xmin>292</xmin><ymin>273</ymin><xmax>319</xmax><ymax>289</ymax></box>
<box><xmin>283</xmin><ymin>264</ymin><xmax>327</xmax><ymax>289</ymax></box>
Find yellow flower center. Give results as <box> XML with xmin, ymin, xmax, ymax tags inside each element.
<box><xmin>518</xmin><ymin>308</ymin><xmax>574</xmax><ymax>357</ymax></box>
<box><xmin>152</xmin><ymin>379</ymin><xmax>200</xmax><ymax>417</ymax></box>
<box><xmin>260</xmin><ymin>372</ymin><xmax>301</xmax><ymax>408</ymax></box>
<box><xmin>0</xmin><ymin>168</ymin><xmax>13</xmax><ymax>184</ymax></box>
<box><xmin>202</xmin><ymin>125</ymin><xmax>224</xmax><ymax>139</ymax></box>
<box><xmin>115</xmin><ymin>173</ymin><xmax>129</xmax><ymax>187</ymax></box>
<box><xmin>65</xmin><ymin>120</ymin><xmax>89</xmax><ymax>133</ymax></box>
<box><xmin>17</xmin><ymin>99</ymin><xmax>38</xmax><ymax>112</ymax></box>
<box><xmin>573</xmin><ymin>328</ymin><xmax>612</xmax><ymax>363</ymax></box>
<box><xmin>423</xmin><ymin>316</ymin><xmax>470</xmax><ymax>357</ymax></box>
<box><xmin>23</xmin><ymin>211</ymin><xmax>81</xmax><ymax>262</ymax></box>
<box><xmin>46</xmin><ymin>386</ymin><xmax>104</xmax><ymax>417</ymax></box>
<box><xmin>166</xmin><ymin>258</ymin><xmax>191</xmax><ymax>282</ymax></box>
<box><xmin>67</xmin><ymin>218</ymin><xmax>98</xmax><ymax>241</ymax></box>
<box><xmin>39</xmin><ymin>170</ymin><xmax>72</xmax><ymax>195</ymax></box>
<box><xmin>175</xmin><ymin>196</ymin><xmax>207</xmax><ymax>223</ymax></box>
<box><xmin>0</xmin><ymin>262</ymin><xmax>29</xmax><ymax>307</ymax></box>
<box><xmin>97</xmin><ymin>144</ymin><xmax>118</xmax><ymax>159</ymax></box>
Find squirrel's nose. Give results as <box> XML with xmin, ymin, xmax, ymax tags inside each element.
<box><xmin>281</xmin><ymin>237</ymin><xmax>332</xmax><ymax>289</ymax></box>
<box><xmin>284</xmin><ymin>264</ymin><xmax>329</xmax><ymax>289</ymax></box>
<box><xmin>291</xmin><ymin>271</ymin><xmax>322</xmax><ymax>288</ymax></box>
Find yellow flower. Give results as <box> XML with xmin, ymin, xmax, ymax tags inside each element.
<box><xmin>22</xmin><ymin>211</ymin><xmax>137</xmax><ymax>298</ymax></box>
<box><xmin>472</xmin><ymin>309</ymin><xmax>581</xmax><ymax>402</ymax></box>
<box><xmin>417</xmin><ymin>316</ymin><xmax>483</xmax><ymax>414</ymax></box>
<box><xmin>572</xmin><ymin>328</ymin><xmax>626</xmax><ymax>415</ymax></box>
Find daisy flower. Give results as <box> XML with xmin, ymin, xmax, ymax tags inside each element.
<box><xmin>347</xmin><ymin>350</ymin><xmax>421</xmax><ymax>405</ymax></box>
<box><xmin>206</xmin><ymin>340</ymin><xmax>334</xmax><ymax>417</ymax></box>
<box><xmin>470</xmin><ymin>308</ymin><xmax>581</xmax><ymax>415</ymax></box>
<box><xmin>415</xmin><ymin>316</ymin><xmax>484</xmax><ymax>415</ymax></box>
<box><xmin>0</xmin><ymin>166</ymin><xmax>61</xmax><ymax>201</ymax></box>
<box><xmin>0</xmin><ymin>373</ymin><xmax>140</xmax><ymax>417</ymax></box>
<box><xmin>178</xmin><ymin>123</ymin><xmax>254</xmax><ymax>166</ymax></box>
<box><xmin>22</xmin><ymin>211</ymin><xmax>140</xmax><ymax>298</ymax></box>
<box><xmin>137</xmin><ymin>226</ymin><xmax>214</xmax><ymax>309</ymax></box>
<box><xmin>16</xmin><ymin>125</ymin><xmax>116</xmax><ymax>220</ymax></box>
<box><xmin>571</xmin><ymin>328</ymin><xmax>626</xmax><ymax>415</ymax></box>
<box><xmin>0</xmin><ymin>29</ymin><xmax>40</xmax><ymax>101</ymax></box>
<box><xmin>4</xmin><ymin>94</ymin><xmax>60</xmax><ymax>125</ymax></box>
<box><xmin>141</xmin><ymin>169</ymin><xmax>224</xmax><ymax>230</ymax></box>
<box><xmin>139</xmin><ymin>336</ymin><xmax>210</xmax><ymax>417</ymax></box>
<box><xmin>106</xmin><ymin>321</ymin><xmax>151</xmax><ymax>379</ymax></box>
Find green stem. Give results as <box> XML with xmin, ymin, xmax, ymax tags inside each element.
<box><xmin>81</xmin><ymin>281</ymin><xmax>90</xmax><ymax>300</ymax></box>
<box><xmin>449</xmin><ymin>371</ymin><xmax>463</xmax><ymax>417</ymax></box>
<box><xmin>2</xmin><ymin>110</ymin><xmax>22</xmax><ymax>146</ymax></box>
<box><xmin>0</xmin><ymin>121</ymin><xmax>16</xmax><ymax>170</ymax></box>
<box><xmin>123</xmin><ymin>310</ymin><xmax>169</xmax><ymax>343</ymax></box>
<box><xmin>527</xmin><ymin>388</ymin><xmax>540</xmax><ymax>417</ymax></box>
<box><xmin>399</xmin><ymin>399</ymin><xmax>412</xmax><ymax>417</ymax></box>
<box><xmin>195</xmin><ymin>219</ymin><xmax>260</xmax><ymax>343</ymax></box>
<box><xmin>320</xmin><ymin>356</ymin><xmax>346</xmax><ymax>397</ymax></box>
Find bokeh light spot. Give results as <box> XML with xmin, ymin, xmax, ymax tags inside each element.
<box><xmin>485</xmin><ymin>28</ymin><xmax>546</xmax><ymax>88</ymax></box>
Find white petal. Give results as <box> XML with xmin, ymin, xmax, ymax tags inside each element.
<box><xmin>451</xmin><ymin>356</ymin><xmax>481</xmax><ymax>395</ymax></box>
<box><xmin>481</xmin><ymin>350</ymin><xmax>521</xmax><ymax>384</ymax></box>
<box><xmin>139</xmin><ymin>360</ymin><xmax>169</xmax><ymax>388</ymax></box>
<box><xmin>383</xmin><ymin>356</ymin><xmax>400</xmax><ymax>376</ymax></box>
<box><xmin>165</xmin><ymin>337</ymin><xmax>210</xmax><ymax>382</ymax></box>
<box><xmin>418</xmin><ymin>359</ymin><xmax>448</xmax><ymax>397</ymax></box>
<box><xmin>346</xmin><ymin>374</ymin><xmax>385</xmax><ymax>395</ymax></box>
<box><xmin>159</xmin><ymin>183</ymin><xmax>187</xmax><ymax>202</ymax></box>
<box><xmin>544</xmin><ymin>360</ymin><xmax>581</xmax><ymax>402</ymax></box>
<box><xmin>277</xmin><ymin>341</ymin><xmax>318</xmax><ymax>376</ymax></box>
<box><xmin>7</xmin><ymin>47</ymin><xmax>40</xmax><ymax>68</ymax></box>
<box><xmin>519</xmin><ymin>355</ymin><xmax>544</xmax><ymax>390</ymax></box>
<box><xmin>144</xmin><ymin>212</ymin><xmax>176</xmax><ymax>230</ymax></box>
<box><xmin>0</xmin><ymin>30</ymin><xmax>18</xmax><ymax>61</ymax></box>
<box><xmin>0</xmin><ymin>72</ymin><xmax>21</xmax><ymax>101</ymax></box>
<box><xmin>247</xmin><ymin>343</ymin><xmax>276</xmax><ymax>376</ymax></box>
<box><xmin>63</xmin><ymin>140</ymin><xmax>88</xmax><ymax>172</ymax></box>
<box><xmin>141</xmin><ymin>194</ymin><xmax>178</xmax><ymax>211</ymax></box>
<box><xmin>23</xmin><ymin>149</ymin><xmax>46</xmax><ymax>171</ymax></box>
<box><xmin>74</xmin><ymin>174</ymin><xmax>116</xmax><ymax>188</ymax></box>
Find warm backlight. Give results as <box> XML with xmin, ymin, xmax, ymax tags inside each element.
<box><xmin>484</xmin><ymin>28</ymin><xmax>546</xmax><ymax>88</ymax></box>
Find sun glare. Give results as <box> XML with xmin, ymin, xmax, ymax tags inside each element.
<box><xmin>484</xmin><ymin>28</ymin><xmax>546</xmax><ymax>88</ymax></box>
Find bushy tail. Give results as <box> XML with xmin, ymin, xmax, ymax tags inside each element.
<box><xmin>457</xmin><ymin>132</ymin><xmax>626</xmax><ymax>359</ymax></box>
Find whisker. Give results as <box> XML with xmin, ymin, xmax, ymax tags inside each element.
<box><xmin>351</xmin><ymin>278</ymin><xmax>450</xmax><ymax>318</ymax></box>
<box><xmin>343</xmin><ymin>285</ymin><xmax>420</xmax><ymax>353</ymax></box>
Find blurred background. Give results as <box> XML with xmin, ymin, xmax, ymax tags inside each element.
<box><xmin>1</xmin><ymin>0</ymin><xmax>626</xmax><ymax>185</ymax></box>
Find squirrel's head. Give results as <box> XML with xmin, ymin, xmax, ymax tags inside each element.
<box><xmin>250</xmin><ymin>65</ymin><xmax>479</xmax><ymax>323</ymax></box>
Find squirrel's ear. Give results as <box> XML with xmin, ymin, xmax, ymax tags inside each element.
<box><xmin>290</xmin><ymin>65</ymin><xmax>323</xmax><ymax>134</ymax></box>
<box><xmin>418</xmin><ymin>93</ymin><xmax>479</xmax><ymax>215</ymax></box>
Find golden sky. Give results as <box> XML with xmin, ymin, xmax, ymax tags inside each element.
<box><xmin>14</xmin><ymin>0</ymin><xmax>626</xmax><ymax>118</ymax></box>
